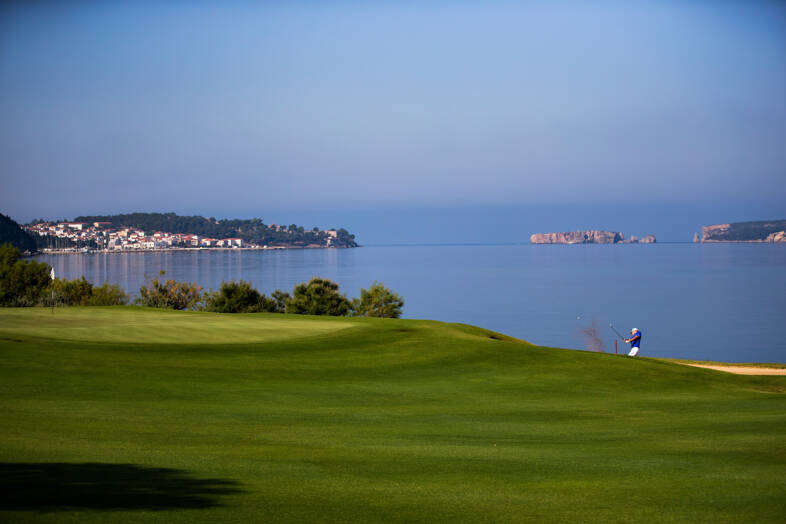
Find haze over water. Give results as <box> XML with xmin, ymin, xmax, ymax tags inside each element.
<box><xmin>37</xmin><ymin>243</ymin><xmax>786</xmax><ymax>363</ymax></box>
<box><xmin>3</xmin><ymin>2</ymin><xmax>785</xmax><ymax>233</ymax></box>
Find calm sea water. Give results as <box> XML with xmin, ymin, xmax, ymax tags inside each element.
<box><xmin>36</xmin><ymin>244</ymin><xmax>786</xmax><ymax>363</ymax></box>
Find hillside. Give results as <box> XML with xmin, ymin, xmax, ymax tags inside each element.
<box><xmin>1</xmin><ymin>308</ymin><xmax>784</xmax><ymax>522</ymax></box>
<box><xmin>699</xmin><ymin>219</ymin><xmax>786</xmax><ymax>242</ymax></box>
<box><xmin>0</xmin><ymin>213</ymin><xmax>36</xmax><ymax>253</ymax></box>
<box><xmin>73</xmin><ymin>212</ymin><xmax>358</xmax><ymax>247</ymax></box>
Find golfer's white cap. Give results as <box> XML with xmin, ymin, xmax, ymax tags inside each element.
<box><xmin>631</xmin><ymin>328</ymin><xmax>638</xmax><ymax>333</ymax></box>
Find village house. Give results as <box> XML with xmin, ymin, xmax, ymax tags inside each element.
<box><xmin>57</xmin><ymin>222</ymin><xmax>87</xmax><ymax>231</ymax></box>
<box><xmin>218</xmin><ymin>238</ymin><xmax>244</xmax><ymax>248</ymax></box>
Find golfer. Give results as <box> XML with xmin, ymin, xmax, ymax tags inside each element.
<box><xmin>624</xmin><ymin>328</ymin><xmax>642</xmax><ymax>356</ymax></box>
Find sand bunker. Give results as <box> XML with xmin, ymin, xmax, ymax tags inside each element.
<box><xmin>684</xmin><ymin>364</ymin><xmax>786</xmax><ymax>375</ymax></box>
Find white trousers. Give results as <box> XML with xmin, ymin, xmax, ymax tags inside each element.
<box><xmin>628</xmin><ymin>347</ymin><xmax>640</xmax><ymax>357</ymax></box>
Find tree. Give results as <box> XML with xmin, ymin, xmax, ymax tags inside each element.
<box><xmin>351</xmin><ymin>282</ymin><xmax>404</xmax><ymax>318</ymax></box>
<box><xmin>136</xmin><ymin>271</ymin><xmax>204</xmax><ymax>310</ymax></box>
<box><xmin>0</xmin><ymin>243</ymin><xmax>51</xmax><ymax>306</ymax></box>
<box><xmin>286</xmin><ymin>277</ymin><xmax>350</xmax><ymax>316</ymax></box>
<box><xmin>0</xmin><ymin>213</ymin><xmax>37</xmax><ymax>253</ymax></box>
<box><xmin>206</xmin><ymin>281</ymin><xmax>260</xmax><ymax>313</ymax></box>
<box><xmin>201</xmin><ymin>282</ymin><xmax>292</xmax><ymax>314</ymax></box>
<box><xmin>205</xmin><ymin>280</ymin><xmax>279</xmax><ymax>313</ymax></box>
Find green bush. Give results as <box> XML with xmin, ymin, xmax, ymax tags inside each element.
<box><xmin>205</xmin><ymin>281</ymin><xmax>278</xmax><ymax>313</ymax></box>
<box><xmin>204</xmin><ymin>281</ymin><xmax>291</xmax><ymax>313</ymax></box>
<box><xmin>0</xmin><ymin>243</ymin><xmax>52</xmax><ymax>306</ymax></box>
<box><xmin>53</xmin><ymin>276</ymin><xmax>93</xmax><ymax>306</ymax></box>
<box><xmin>203</xmin><ymin>279</ymin><xmax>404</xmax><ymax>318</ymax></box>
<box><xmin>52</xmin><ymin>276</ymin><xmax>129</xmax><ymax>306</ymax></box>
<box><xmin>286</xmin><ymin>277</ymin><xmax>350</xmax><ymax>316</ymax></box>
<box><xmin>136</xmin><ymin>271</ymin><xmax>204</xmax><ymax>310</ymax></box>
<box><xmin>270</xmin><ymin>290</ymin><xmax>291</xmax><ymax>313</ymax></box>
<box><xmin>351</xmin><ymin>282</ymin><xmax>404</xmax><ymax>318</ymax></box>
<box><xmin>87</xmin><ymin>281</ymin><xmax>129</xmax><ymax>306</ymax></box>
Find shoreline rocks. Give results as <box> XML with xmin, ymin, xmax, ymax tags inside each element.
<box><xmin>765</xmin><ymin>231</ymin><xmax>786</xmax><ymax>243</ymax></box>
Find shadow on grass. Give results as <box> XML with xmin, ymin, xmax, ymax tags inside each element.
<box><xmin>0</xmin><ymin>463</ymin><xmax>243</xmax><ymax>512</ymax></box>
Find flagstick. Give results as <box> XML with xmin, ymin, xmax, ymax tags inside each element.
<box><xmin>50</xmin><ymin>267</ymin><xmax>55</xmax><ymax>314</ymax></box>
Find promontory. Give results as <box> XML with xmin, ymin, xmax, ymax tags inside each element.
<box><xmin>694</xmin><ymin>220</ymin><xmax>786</xmax><ymax>243</ymax></box>
<box><xmin>530</xmin><ymin>231</ymin><xmax>655</xmax><ymax>244</ymax></box>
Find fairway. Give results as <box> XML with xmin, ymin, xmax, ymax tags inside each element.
<box><xmin>1</xmin><ymin>307</ymin><xmax>785</xmax><ymax>522</ymax></box>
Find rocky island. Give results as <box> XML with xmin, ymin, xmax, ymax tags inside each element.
<box><xmin>694</xmin><ymin>220</ymin><xmax>786</xmax><ymax>243</ymax></box>
<box><xmin>530</xmin><ymin>230</ymin><xmax>655</xmax><ymax>244</ymax></box>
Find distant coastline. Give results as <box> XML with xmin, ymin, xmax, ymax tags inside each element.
<box><xmin>694</xmin><ymin>220</ymin><xmax>786</xmax><ymax>243</ymax></box>
<box><xmin>36</xmin><ymin>244</ymin><xmax>358</xmax><ymax>255</ymax></box>
<box><xmin>20</xmin><ymin>211</ymin><xmax>359</xmax><ymax>254</ymax></box>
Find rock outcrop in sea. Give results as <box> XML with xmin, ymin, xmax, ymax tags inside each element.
<box><xmin>529</xmin><ymin>231</ymin><xmax>656</xmax><ymax>244</ymax></box>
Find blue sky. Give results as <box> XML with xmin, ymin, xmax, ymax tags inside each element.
<box><xmin>1</xmin><ymin>1</ymin><xmax>785</xmax><ymax>242</ymax></box>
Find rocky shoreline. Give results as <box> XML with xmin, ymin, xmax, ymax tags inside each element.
<box><xmin>36</xmin><ymin>245</ymin><xmax>357</xmax><ymax>255</ymax></box>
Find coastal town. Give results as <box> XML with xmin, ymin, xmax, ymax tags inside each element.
<box><xmin>24</xmin><ymin>220</ymin><xmax>343</xmax><ymax>253</ymax></box>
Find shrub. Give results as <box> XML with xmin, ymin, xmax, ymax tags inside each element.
<box><xmin>53</xmin><ymin>276</ymin><xmax>93</xmax><ymax>306</ymax></box>
<box><xmin>52</xmin><ymin>276</ymin><xmax>129</xmax><ymax>306</ymax></box>
<box><xmin>270</xmin><ymin>290</ymin><xmax>290</xmax><ymax>313</ymax></box>
<box><xmin>0</xmin><ymin>243</ymin><xmax>52</xmax><ymax>306</ymax></box>
<box><xmin>351</xmin><ymin>282</ymin><xmax>404</xmax><ymax>318</ymax></box>
<box><xmin>136</xmin><ymin>271</ymin><xmax>204</xmax><ymax>310</ymax></box>
<box><xmin>88</xmin><ymin>282</ymin><xmax>128</xmax><ymax>306</ymax></box>
<box><xmin>203</xmin><ymin>281</ymin><xmax>291</xmax><ymax>313</ymax></box>
<box><xmin>205</xmin><ymin>280</ymin><xmax>279</xmax><ymax>313</ymax></box>
<box><xmin>286</xmin><ymin>277</ymin><xmax>350</xmax><ymax>316</ymax></box>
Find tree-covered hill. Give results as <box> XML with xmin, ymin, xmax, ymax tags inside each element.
<box><xmin>0</xmin><ymin>213</ymin><xmax>37</xmax><ymax>253</ymax></box>
<box><xmin>74</xmin><ymin>212</ymin><xmax>357</xmax><ymax>247</ymax></box>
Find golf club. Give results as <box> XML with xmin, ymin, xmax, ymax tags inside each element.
<box><xmin>609</xmin><ymin>323</ymin><xmax>626</xmax><ymax>341</ymax></box>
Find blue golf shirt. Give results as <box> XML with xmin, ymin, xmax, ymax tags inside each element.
<box><xmin>630</xmin><ymin>331</ymin><xmax>641</xmax><ymax>348</ymax></box>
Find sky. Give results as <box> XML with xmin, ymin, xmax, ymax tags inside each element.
<box><xmin>1</xmin><ymin>1</ymin><xmax>785</xmax><ymax>242</ymax></box>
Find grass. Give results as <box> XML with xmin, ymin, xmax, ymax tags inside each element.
<box><xmin>0</xmin><ymin>307</ymin><xmax>353</xmax><ymax>344</ymax></box>
<box><xmin>1</xmin><ymin>307</ymin><xmax>785</xmax><ymax>522</ymax></box>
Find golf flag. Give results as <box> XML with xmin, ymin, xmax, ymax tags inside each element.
<box><xmin>50</xmin><ymin>268</ymin><xmax>55</xmax><ymax>281</ymax></box>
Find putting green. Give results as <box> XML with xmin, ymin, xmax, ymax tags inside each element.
<box><xmin>0</xmin><ymin>307</ymin><xmax>355</xmax><ymax>344</ymax></box>
<box><xmin>1</xmin><ymin>307</ymin><xmax>784</xmax><ymax>522</ymax></box>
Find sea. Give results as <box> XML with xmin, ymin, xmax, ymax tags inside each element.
<box><xmin>35</xmin><ymin>243</ymin><xmax>786</xmax><ymax>363</ymax></box>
